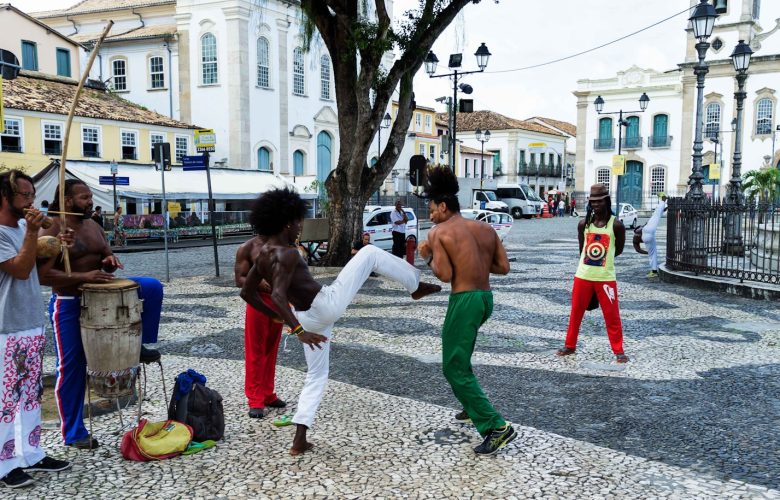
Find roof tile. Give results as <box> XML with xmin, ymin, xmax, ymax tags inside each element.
<box><xmin>32</xmin><ymin>0</ymin><xmax>175</xmax><ymax>19</ymax></box>
<box><xmin>436</xmin><ymin>110</ymin><xmax>566</xmax><ymax>137</ymax></box>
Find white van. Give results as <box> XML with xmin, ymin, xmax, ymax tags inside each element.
<box><xmin>496</xmin><ymin>183</ymin><xmax>542</xmax><ymax>219</ymax></box>
<box><xmin>363</xmin><ymin>205</ymin><xmax>419</xmax><ymax>250</ymax></box>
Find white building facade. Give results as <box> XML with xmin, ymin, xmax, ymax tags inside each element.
<box><xmin>575</xmin><ymin>0</ymin><xmax>780</xmax><ymax>210</ymax></box>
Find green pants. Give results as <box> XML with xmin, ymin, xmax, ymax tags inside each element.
<box><xmin>442</xmin><ymin>290</ymin><xmax>505</xmax><ymax>437</ymax></box>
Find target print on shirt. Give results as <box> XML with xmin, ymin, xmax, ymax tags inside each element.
<box><xmin>583</xmin><ymin>233</ymin><xmax>610</xmax><ymax>268</ymax></box>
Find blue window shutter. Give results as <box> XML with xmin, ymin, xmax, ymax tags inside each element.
<box><xmin>258</xmin><ymin>148</ymin><xmax>270</xmax><ymax>171</ymax></box>
<box><xmin>599</xmin><ymin>118</ymin><xmax>613</xmax><ymax>140</ymax></box>
<box><xmin>626</xmin><ymin>116</ymin><xmax>640</xmax><ymax>138</ymax></box>
<box><xmin>653</xmin><ymin>114</ymin><xmax>668</xmax><ymax>138</ymax></box>
<box><xmin>21</xmin><ymin>41</ymin><xmax>38</xmax><ymax>71</ymax></box>
<box><xmin>56</xmin><ymin>48</ymin><xmax>71</xmax><ymax>77</ymax></box>
<box><xmin>293</xmin><ymin>150</ymin><xmax>304</xmax><ymax>176</ymax></box>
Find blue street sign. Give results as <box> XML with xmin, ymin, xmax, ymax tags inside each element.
<box><xmin>182</xmin><ymin>155</ymin><xmax>207</xmax><ymax>171</ymax></box>
<box><xmin>99</xmin><ymin>176</ymin><xmax>129</xmax><ymax>186</ymax></box>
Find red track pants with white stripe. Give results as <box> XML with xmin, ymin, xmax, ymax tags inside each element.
<box><xmin>564</xmin><ymin>277</ymin><xmax>625</xmax><ymax>355</ymax></box>
<box><xmin>244</xmin><ymin>298</ymin><xmax>283</xmax><ymax>409</ymax></box>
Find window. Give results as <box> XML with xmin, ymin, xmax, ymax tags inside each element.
<box><xmin>257</xmin><ymin>147</ymin><xmax>272</xmax><ymax>171</ymax></box>
<box><xmin>175</xmin><ymin>136</ymin><xmax>189</xmax><ymax>163</ymax></box>
<box><xmin>415</xmin><ymin>113</ymin><xmax>422</xmax><ymax>130</ymax></box>
<box><xmin>598</xmin><ymin>117</ymin><xmax>613</xmax><ymax>139</ymax></box>
<box><xmin>82</xmin><ymin>126</ymin><xmax>100</xmax><ymax>157</ymax></box>
<box><xmin>320</xmin><ymin>55</ymin><xmax>331</xmax><ymax>99</ymax></box>
<box><xmin>121</xmin><ymin>130</ymin><xmax>138</xmax><ymax>160</ymax></box>
<box><xmin>653</xmin><ymin>114</ymin><xmax>668</xmax><ymax>139</ymax></box>
<box><xmin>292</xmin><ymin>47</ymin><xmax>305</xmax><ymax>96</ymax></box>
<box><xmin>518</xmin><ymin>149</ymin><xmax>526</xmax><ymax>168</ymax></box>
<box><xmin>1</xmin><ymin>118</ymin><xmax>22</xmax><ymax>152</ymax></box>
<box><xmin>21</xmin><ymin>41</ymin><xmax>37</xmax><ymax>71</ymax></box>
<box><xmin>419</xmin><ymin>144</ymin><xmax>425</xmax><ymax>156</ymax></box>
<box><xmin>756</xmin><ymin>98</ymin><xmax>773</xmax><ymax>135</ymax></box>
<box><xmin>429</xmin><ymin>144</ymin><xmax>436</xmax><ymax>161</ymax></box>
<box><xmin>651</xmin><ymin>166</ymin><xmax>666</xmax><ymax>195</ymax></box>
<box><xmin>150</xmin><ymin>133</ymin><xmax>165</xmax><ymax>160</ymax></box>
<box><xmin>43</xmin><ymin>122</ymin><xmax>63</xmax><ymax>155</ymax></box>
<box><xmin>425</xmin><ymin>115</ymin><xmax>432</xmax><ymax>132</ymax></box>
<box><xmin>626</xmin><ymin>116</ymin><xmax>640</xmax><ymax>138</ymax></box>
<box><xmin>257</xmin><ymin>37</ymin><xmax>270</xmax><ymax>88</ymax></box>
<box><xmin>56</xmin><ymin>48</ymin><xmax>71</xmax><ymax>77</ymax></box>
<box><xmin>201</xmin><ymin>33</ymin><xmax>218</xmax><ymax>85</ymax></box>
<box><xmin>149</xmin><ymin>56</ymin><xmax>165</xmax><ymax>89</ymax></box>
<box><xmin>112</xmin><ymin>59</ymin><xmax>127</xmax><ymax>91</ymax></box>
<box><xmin>705</xmin><ymin>102</ymin><xmax>720</xmax><ymax>139</ymax></box>
<box><xmin>596</xmin><ymin>168</ymin><xmax>610</xmax><ymax>190</ymax></box>
<box><xmin>465</xmin><ymin>159</ymin><xmax>470</xmax><ymax>178</ymax></box>
<box><xmin>293</xmin><ymin>150</ymin><xmax>305</xmax><ymax>176</ymax></box>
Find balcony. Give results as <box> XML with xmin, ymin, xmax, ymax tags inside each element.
<box><xmin>593</xmin><ymin>138</ymin><xmax>615</xmax><ymax>151</ymax></box>
<box><xmin>621</xmin><ymin>136</ymin><xmax>643</xmax><ymax>150</ymax></box>
<box><xmin>648</xmin><ymin>135</ymin><xmax>673</xmax><ymax>148</ymax></box>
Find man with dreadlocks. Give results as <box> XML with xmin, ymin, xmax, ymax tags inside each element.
<box><xmin>417</xmin><ymin>166</ymin><xmax>516</xmax><ymax>456</ymax></box>
<box><xmin>240</xmin><ymin>188</ymin><xmax>440</xmax><ymax>456</ymax></box>
<box><xmin>556</xmin><ymin>183</ymin><xmax>629</xmax><ymax>363</ymax></box>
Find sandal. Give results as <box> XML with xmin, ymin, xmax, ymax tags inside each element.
<box><xmin>272</xmin><ymin>414</ymin><xmax>294</xmax><ymax>427</ymax></box>
<box><xmin>555</xmin><ymin>347</ymin><xmax>576</xmax><ymax>357</ymax></box>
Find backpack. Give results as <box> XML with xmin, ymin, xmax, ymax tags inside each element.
<box><xmin>167</xmin><ymin>375</ymin><xmax>225</xmax><ymax>442</ymax></box>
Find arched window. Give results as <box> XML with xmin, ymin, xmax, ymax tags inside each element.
<box><xmin>257</xmin><ymin>147</ymin><xmax>271</xmax><ymax>171</ymax></box>
<box><xmin>705</xmin><ymin>102</ymin><xmax>720</xmax><ymax>139</ymax></box>
<box><xmin>596</xmin><ymin>167</ymin><xmax>610</xmax><ymax>191</ymax></box>
<box><xmin>293</xmin><ymin>150</ymin><xmax>305</xmax><ymax>176</ymax></box>
<box><xmin>756</xmin><ymin>98</ymin><xmax>773</xmax><ymax>135</ymax></box>
<box><xmin>320</xmin><ymin>55</ymin><xmax>331</xmax><ymax>100</ymax></box>
<box><xmin>316</xmin><ymin>132</ymin><xmax>332</xmax><ymax>185</ymax></box>
<box><xmin>293</xmin><ymin>47</ymin><xmax>305</xmax><ymax>96</ymax></box>
<box><xmin>201</xmin><ymin>33</ymin><xmax>218</xmax><ymax>85</ymax></box>
<box><xmin>257</xmin><ymin>37</ymin><xmax>270</xmax><ymax>88</ymax></box>
<box><xmin>650</xmin><ymin>166</ymin><xmax>666</xmax><ymax>195</ymax></box>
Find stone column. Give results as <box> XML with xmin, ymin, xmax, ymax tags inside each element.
<box><xmin>277</xmin><ymin>18</ymin><xmax>290</xmax><ymax>174</ymax></box>
<box><xmin>174</xmin><ymin>12</ymin><xmax>192</xmax><ymax>124</ymax></box>
<box><xmin>223</xmin><ymin>5</ymin><xmax>251</xmax><ymax>169</ymax></box>
<box><xmin>573</xmin><ymin>92</ymin><xmax>588</xmax><ymax>195</ymax></box>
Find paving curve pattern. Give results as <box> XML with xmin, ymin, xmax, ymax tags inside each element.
<box><xmin>26</xmin><ymin>217</ymin><xmax>779</xmax><ymax>499</ymax></box>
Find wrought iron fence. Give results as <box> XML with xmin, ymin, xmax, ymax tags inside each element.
<box><xmin>666</xmin><ymin>197</ymin><xmax>780</xmax><ymax>284</ymax></box>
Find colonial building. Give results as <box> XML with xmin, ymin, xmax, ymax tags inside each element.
<box><xmin>574</xmin><ymin>0</ymin><xmax>779</xmax><ymax>209</ymax></box>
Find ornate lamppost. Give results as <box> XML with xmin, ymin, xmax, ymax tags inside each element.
<box><xmin>475</xmin><ymin>128</ymin><xmax>491</xmax><ymax>189</ymax></box>
<box><xmin>375</xmin><ymin>112</ymin><xmax>391</xmax><ymax>204</ymax></box>
<box><xmin>723</xmin><ymin>39</ymin><xmax>753</xmax><ymax>254</ymax></box>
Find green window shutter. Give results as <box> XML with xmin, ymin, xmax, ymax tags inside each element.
<box><xmin>653</xmin><ymin>114</ymin><xmax>668</xmax><ymax>138</ymax></box>
<box><xmin>56</xmin><ymin>48</ymin><xmax>71</xmax><ymax>77</ymax></box>
<box><xmin>599</xmin><ymin>118</ymin><xmax>612</xmax><ymax>140</ymax></box>
<box><xmin>626</xmin><ymin>116</ymin><xmax>640</xmax><ymax>138</ymax></box>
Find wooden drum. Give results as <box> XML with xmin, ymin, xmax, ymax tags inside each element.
<box><xmin>79</xmin><ymin>279</ymin><xmax>143</xmax><ymax>398</ymax></box>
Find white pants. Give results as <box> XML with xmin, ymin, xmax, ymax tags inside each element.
<box><xmin>642</xmin><ymin>200</ymin><xmax>667</xmax><ymax>271</ymax></box>
<box><xmin>0</xmin><ymin>327</ymin><xmax>46</xmax><ymax>479</ymax></box>
<box><xmin>292</xmin><ymin>245</ymin><xmax>421</xmax><ymax>428</ymax></box>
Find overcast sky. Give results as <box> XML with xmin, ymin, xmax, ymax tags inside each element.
<box><xmin>12</xmin><ymin>1</ymin><xmax>774</xmax><ymax>125</ymax></box>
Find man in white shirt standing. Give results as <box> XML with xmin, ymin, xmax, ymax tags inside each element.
<box><xmin>390</xmin><ymin>200</ymin><xmax>408</xmax><ymax>258</ymax></box>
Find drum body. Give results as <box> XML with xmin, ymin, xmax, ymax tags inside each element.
<box><xmin>79</xmin><ymin>279</ymin><xmax>143</xmax><ymax>398</ymax></box>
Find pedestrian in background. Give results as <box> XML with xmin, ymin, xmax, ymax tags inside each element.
<box><xmin>91</xmin><ymin>206</ymin><xmax>104</xmax><ymax>228</ymax></box>
<box><xmin>633</xmin><ymin>194</ymin><xmax>667</xmax><ymax>278</ymax></box>
<box><xmin>558</xmin><ymin>199</ymin><xmax>565</xmax><ymax>217</ymax></box>
<box><xmin>112</xmin><ymin>206</ymin><xmax>126</xmax><ymax>247</ymax></box>
<box><xmin>570</xmin><ymin>198</ymin><xmax>578</xmax><ymax>217</ymax></box>
<box><xmin>390</xmin><ymin>200</ymin><xmax>408</xmax><ymax>258</ymax></box>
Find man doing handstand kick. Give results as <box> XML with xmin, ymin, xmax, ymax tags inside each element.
<box><xmin>240</xmin><ymin>188</ymin><xmax>440</xmax><ymax>455</ymax></box>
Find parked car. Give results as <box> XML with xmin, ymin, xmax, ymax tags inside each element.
<box><xmin>615</xmin><ymin>203</ymin><xmax>638</xmax><ymax>228</ymax></box>
<box><xmin>315</xmin><ymin>206</ymin><xmax>419</xmax><ymax>256</ymax></box>
<box><xmin>459</xmin><ymin>209</ymin><xmax>514</xmax><ymax>241</ymax></box>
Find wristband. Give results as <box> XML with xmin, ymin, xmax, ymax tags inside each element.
<box><xmin>289</xmin><ymin>324</ymin><xmax>303</xmax><ymax>336</ymax></box>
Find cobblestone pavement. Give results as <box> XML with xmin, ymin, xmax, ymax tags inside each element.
<box><xmin>26</xmin><ymin>216</ymin><xmax>780</xmax><ymax>499</ymax></box>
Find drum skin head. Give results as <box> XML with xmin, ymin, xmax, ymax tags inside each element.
<box><xmin>80</xmin><ymin>278</ymin><xmax>139</xmax><ymax>291</ymax></box>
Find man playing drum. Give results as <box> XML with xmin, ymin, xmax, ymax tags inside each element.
<box><xmin>38</xmin><ymin>180</ymin><xmax>164</xmax><ymax>449</ymax></box>
<box><xmin>0</xmin><ymin>171</ymin><xmax>71</xmax><ymax>488</ymax></box>
<box><xmin>240</xmin><ymin>188</ymin><xmax>441</xmax><ymax>455</ymax></box>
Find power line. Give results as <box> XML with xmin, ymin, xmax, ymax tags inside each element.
<box><xmin>487</xmin><ymin>6</ymin><xmax>695</xmax><ymax>75</ymax></box>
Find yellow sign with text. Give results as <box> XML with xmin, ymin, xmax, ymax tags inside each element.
<box><xmin>611</xmin><ymin>154</ymin><xmax>625</xmax><ymax>175</ymax></box>
<box><xmin>709</xmin><ymin>163</ymin><xmax>720</xmax><ymax>180</ymax></box>
<box><xmin>167</xmin><ymin>202</ymin><xmax>181</xmax><ymax>215</ymax></box>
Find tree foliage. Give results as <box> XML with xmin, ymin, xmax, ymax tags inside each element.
<box><xmin>742</xmin><ymin>168</ymin><xmax>780</xmax><ymax>203</ymax></box>
<box><xmin>296</xmin><ymin>0</ymin><xmax>494</xmax><ymax>265</ymax></box>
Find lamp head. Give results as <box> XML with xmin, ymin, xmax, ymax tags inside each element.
<box><xmin>594</xmin><ymin>95</ymin><xmax>605</xmax><ymax>113</ymax></box>
<box><xmin>448</xmin><ymin>53</ymin><xmax>463</xmax><ymax>68</ymax></box>
<box><xmin>474</xmin><ymin>43</ymin><xmax>491</xmax><ymax>70</ymax></box>
<box><xmin>484</xmin><ymin>130</ymin><xmax>491</xmax><ymax>142</ymax></box>
<box><xmin>689</xmin><ymin>0</ymin><xmax>718</xmax><ymax>41</ymax></box>
<box><xmin>382</xmin><ymin>113</ymin><xmax>391</xmax><ymax>128</ymax></box>
<box><xmin>730</xmin><ymin>39</ymin><xmax>753</xmax><ymax>72</ymax></box>
<box><xmin>424</xmin><ymin>51</ymin><xmax>439</xmax><ymax>76</ymax></box>
<box><xmin>475</xmin><ymin>128</ymin><xmax>482</xmax><ymax>141</ymax></box>
<box><xmin>731</xmin><ymin>117</ymin><xmax>737</xmax><ymax>132</ymax></box>
<box><xmin>639</xmin><ymin>92</ymin><xmax>650</xmax><ymax>111</ymax></box>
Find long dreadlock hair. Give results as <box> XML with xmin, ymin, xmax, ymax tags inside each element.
<box><xmin>584</xmin><ymin>196</ymin><xmax>613</xmax><ymax>228</ymax></box>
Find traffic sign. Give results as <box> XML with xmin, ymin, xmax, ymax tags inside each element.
<box><xmin>611</xmin><ymin>154</ymin><xmax>625</xmax><ymax>176</ymax></box>
<box><xmin>99</xmin><ymin>176</ymin><xmax>129</xmax><ymax>186</ymax></box>
<box><xmin>182</xmin><ymin>155</ymin><xmax>207</xmax><ymax>171</ymax></box>
<box><xmin>195</xmin><ymin>128</ymin><xmax>216</xmax><ymax>152</ymax></box>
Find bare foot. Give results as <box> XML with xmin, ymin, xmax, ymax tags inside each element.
<box><xmin>289</xmin><ymin>442</ymin><xmax>314</xmax><ymax>456</ymax></box>
<box><xmin>411</xmin><ymin>281</ymin><xmax>442</xmax><ymax>300</ymax></box>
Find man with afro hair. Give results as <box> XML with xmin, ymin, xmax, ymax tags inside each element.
<box><xmin>418</xmin><ymin>166</ymin><xmax>517</xmax><ymax>456</ymax></box>
<box><xmin>241</xmin><ymin>188</ymin><xmax>441</xmax><ymax>455</ymax></box>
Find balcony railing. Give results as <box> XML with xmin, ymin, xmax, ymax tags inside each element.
<box><xmin>621</xmin><ymin>136</ymin><xmax>643</xmax><ymax>150</ymax></box>
<box><xmin>648</xmin><ymin>135</ymin><xmax>673</xmax><ymax>148</ymax></box>
<box><xmin>593</xmin><ymin>138</ymin><xmax>615</xmax><ymax>151</ymax></box>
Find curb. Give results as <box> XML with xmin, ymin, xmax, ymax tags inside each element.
<box><xmin>659</xmin><ymin>264</ymin><xmax>780</xmax><ymax>301</ymax></box>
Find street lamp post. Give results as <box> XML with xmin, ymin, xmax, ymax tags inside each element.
<box><xmin>593</xmin><ymin>92</ymin><xmax>650</xmax><ymax>211</ymax></box>
<box><xmin>426</xmin><ymin>43</ymin><xmax>491</xmax><ymax>172</ymax></box>
<box><xmin>723</xmin><ymin>39</ymin><xmax>753</xmax><ymax>254</ymax></box>
<box><xmin>476</xmin><ymin>128</ymin><xmax>491</xmax><ymax>189</ymax></box>
<box><xmin>376</xmin><ymin>112</ymin><xmax>391</xmax><ymax>204</ymax></box>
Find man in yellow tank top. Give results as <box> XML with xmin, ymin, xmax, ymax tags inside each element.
<box><xmin>556</xmin><ymin>183</ymin><xmax>629</xmax><ymax>363</ymax></box>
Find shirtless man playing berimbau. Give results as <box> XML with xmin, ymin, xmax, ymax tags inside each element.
<box><xmin>38</xmin><ymin>180</ymin><xmax>163</xmax><ymax>449</ymax></box>
<box><xmin>417</xmin><ymin>166</ymin><xmax>517</xmax><ymax>455</ymax></box>
<box><xmin>240</xmin><ymin>188</ymin><xmax>440</xmax><ymax>455</ymax></box>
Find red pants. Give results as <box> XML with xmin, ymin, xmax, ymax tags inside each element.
<box><xmin>564</xmin><ymin>277</ymin><xmax>624</xmax><ymax>355</ymax></box>
<box><xmin>244</xmin><ymin>299</ymin><xmax>284</xmax><ymax>409</ymax></box>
